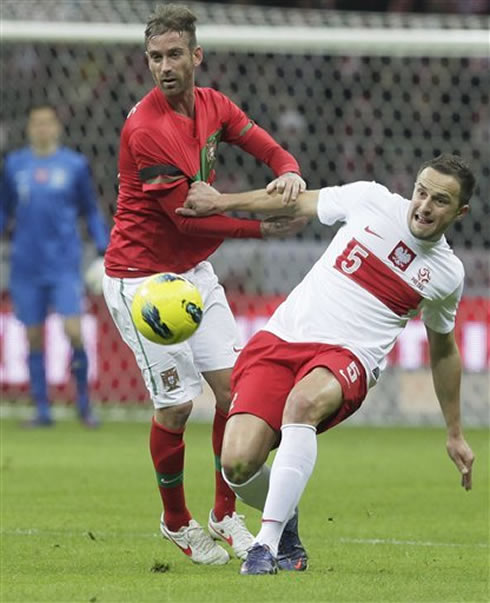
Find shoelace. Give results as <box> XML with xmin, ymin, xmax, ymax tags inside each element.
<box><xmin>225</xmin><ymin>513</ymin><xmax>251</xmax><ymax>539</ymax></box>
<box><xmin>187</xmin><ymin>525</ymin><xmax>220</xmax><ymax>554</ymax></box>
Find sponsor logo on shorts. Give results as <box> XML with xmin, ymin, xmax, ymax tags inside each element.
<box><xmin>229</xmin><ymin>392</ymin><xmax>238</xmax><ymax>412</ymax></box>
<box><xmin>160</xmin><ymin>367</ymin><xmax>180</xmax><ymax>392</ymax></box>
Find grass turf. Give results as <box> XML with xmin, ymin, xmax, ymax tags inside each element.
<box><xmin>1</xmin><ymin>419</ymin><xmax>488</xmax><ymax>602</ymax></box>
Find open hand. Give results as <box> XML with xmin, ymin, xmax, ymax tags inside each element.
<box><xmin>266</xmin><ymin>172</ymin><xmax>306</xmax><ymax>205</ymax></box>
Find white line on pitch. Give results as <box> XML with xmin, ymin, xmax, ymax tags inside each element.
<box><xmin>3</xmin><ymin>529</ymin><xmax>488</xmax><ymax>549</ymax></box>
<box><xmin>340</xmin><ymin>537</ymin><xmax>489</xmax><ymax>548</ymax></box>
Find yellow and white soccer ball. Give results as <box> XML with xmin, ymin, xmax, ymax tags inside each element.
<box><xmin>131</xmin><ymin>273</ymin><xmax>203</xmax><ymax>345</ymax></box>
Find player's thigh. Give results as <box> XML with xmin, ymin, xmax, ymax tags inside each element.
<box><xmin>51</xmin><ymin>274</ymin><xmax>83</xmax><ymax>317</ymax></box>
<box><xmin>62</xmin><ymin>315</ymin><xmax>83</xmax><ymax>346</ymax></box>
<box><xmin>283</xmin><ymin>367</ymin><xmax>343</xmax><ymax>426</ymax></box>
<box><xmin>188</xmin><ymin>263</ymin><xmax>240</xmax><ymax>373</ymax></box>
<box><xmin>103</xmin><ymin>274</ymin><xmax>202</xmax><ymax>408</ymax></box>
<box><xmin>221</xmin><ymin>413</ymin><xmax>277</xmax><ymax>480</ymax></box>
<box><xmin>285</xmin><ymin>346</ymin><xmax>367</xmax><ymax>431</ymax></box>
<box><xmin>229</xmin><ymin>331</ymin><xmax>296</xmax><ymax>433</ymax></box>
<box><xmin>202</xmin><ymin>367</ymin><xmax>233</xmax><ymax>411</ymax></box>
<box><xmin>9</xmin><ymin>275</ymin><xmax>48</xmax><ymax>326</ymax></box>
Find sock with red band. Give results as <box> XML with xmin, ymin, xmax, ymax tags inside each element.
<box><xmin>149</xmin><ymin>417</ymin><xmax>192</xmax><ymax>532</ymax></box>
<box><xmin>212</xmin><ymin>407</ymin><xmax>236</xmax><ymax>521</ymax></box>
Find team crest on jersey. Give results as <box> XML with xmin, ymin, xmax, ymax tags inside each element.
<box><xmin>34</xmin><ymin>168</ymin><xmax>49</xmax><ymax>183</ymax></box>
<box><xmin>206</xmin><ymin>139</ymin><xmax>217</xmax><ymax>163</ymax></box>
<box><xmin>411</xmin><ymin>266</ymin><xmax>432</xmax><ymax>291</ymax></box>
<box><xmin>388</xmin><ymin>241</ymin><xmax>416</xmax><ymax>272</ymax></box>
<box><xmin>160</xmin><ymin>368</ymin><xmax>180</xmax><ymax>392</ymax></box>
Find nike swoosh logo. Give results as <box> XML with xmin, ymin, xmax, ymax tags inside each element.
<box><xmin>232</xmin><ymin>346</ymin><xmax>243</xmax><ymax>353</ymax></box>
<box><xmin>229</xmin><ymin>392</ymin><xmax>238</xmax><ymax>412</ymax></box>
<box><xmin>210</xmin><ymin>525</ymin><xmax>233</xmax><ymax>546</ymax></box>
<box><xmin>364</xmin><ymin>225</ymin><xmax>383</xmax><ymax>239</ymax></box>
<box><xmin>163</xmin><ymin>530</ymin><xmax>193</xmax><ymax>556</ymax></box>
<box><xmin>159</xmin><ymin>476</ymin><xmax>182</xmax><ymax>486</ymax></box>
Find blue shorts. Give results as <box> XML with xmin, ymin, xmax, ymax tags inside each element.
<box><xmin>9</xmin><ymin>273</ymin><xmax>83</xmax><ymax>326</ymax></box>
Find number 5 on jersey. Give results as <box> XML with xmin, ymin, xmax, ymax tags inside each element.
<box><xmin>340</xmin><ymin>243</ymin><xmax>369</xmax><ymax>274</ymax></box>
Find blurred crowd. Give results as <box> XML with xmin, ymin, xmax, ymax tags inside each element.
<box><xmin>219</xmin><ymin>0</ymin><xmax>490</xmax><ymax>13</ymax></box>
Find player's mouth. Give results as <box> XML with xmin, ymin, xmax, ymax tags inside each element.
<box><xmin>162</xmin><ymin>77</ymin><xmax>177</xmax><ymax>87</ymax></box>
<box><xmin>414</xmin><ymin>212</ymin><xmax>433</xmax><ymax>226</ymax></box>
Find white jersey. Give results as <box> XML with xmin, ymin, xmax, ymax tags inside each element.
<box><xmin>265</xmin><ymin>181</ymin><xmax>464</xmax><ymax>385</ymax></box>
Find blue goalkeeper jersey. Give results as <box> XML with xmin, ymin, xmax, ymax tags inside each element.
<box><xmin>1</xmin><ymin>146</ymin><xmax>109</xmax><ymax>282</ymax></box>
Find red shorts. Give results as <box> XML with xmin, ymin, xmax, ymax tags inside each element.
<box><xmin>229</xmin><ymin>331</ymin><xmax>368</xmax><ymax>434</ymax></box>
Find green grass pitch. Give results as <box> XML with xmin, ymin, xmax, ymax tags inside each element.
<box><xmin>1</xmin><ymin>418</ymin><xmax>488</xmax><ymax>602</ymax></box>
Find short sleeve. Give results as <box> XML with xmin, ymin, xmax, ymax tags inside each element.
<box><xmin>421</xmin><ymin>281</ymin><xmax>463</xmax><ymax>334</ymax></box>
<box><xmin>316</xmin><ymin>181</ymin><xmax>374</xmax><ymax>226</ymax></box>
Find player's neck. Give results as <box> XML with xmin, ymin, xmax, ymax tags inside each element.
<box><xmin>31</xmin><ymin>142</ymin><xmax>59</xmax><ymax>157</ymax></box>
<box><xmin>166</xmin><ymin>89</ymin><xmax>195</xmax><ymax>119</ymax></box>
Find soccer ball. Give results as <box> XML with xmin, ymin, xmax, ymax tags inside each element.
<box><xmin>84</xmin><ymin>256</ymin><xmax>105</xmax><ymax>295</ymax></box>
<box><xmin>131</xmin><ymin>273</ymin><xmax>203</xmax><ymax>345</ymax></box>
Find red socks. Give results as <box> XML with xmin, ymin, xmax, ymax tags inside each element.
<box><xmin>149</xmin><ymin>407</ymin><xmax>236</xmax><ymax>529</ymax></box>
<box><xmin>149</xmin><ymin>417</ymin><xmax>191</xmax><ymax>532</ymax></box>
<box><xmin>212</xmin><ymin>407</ymin><xmax>236</xmax><ymax>521</ymax></box>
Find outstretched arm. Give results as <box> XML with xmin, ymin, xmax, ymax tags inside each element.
<box><xmin>176</xmin><ymin>181</ymin><xmax>320</xmax><ymax>219</ymax></box>
<box><xmin>426</xmin><ymin>326</ymin><xmax>475</xmax><ymax>491</ymax></box>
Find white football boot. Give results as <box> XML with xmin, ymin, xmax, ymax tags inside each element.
<box><xmin>208</xmin><ymin>510</ymin><xmax>255</xmax><ymax>560</ymax></box>
<box><xmin>160</xmin><ymin>515</ymin><xmax>230</xmax><ymax>565</ymax></box>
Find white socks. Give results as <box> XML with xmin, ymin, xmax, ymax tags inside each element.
<box><xmin>255</xmin><ymin>423</ymin><xmax>317</xmax><ymax>556</ymax></box>
<box><xmin>222</xmin><ymin>464</ymin><xmax>271</xmax><ymax>511</ymax></box>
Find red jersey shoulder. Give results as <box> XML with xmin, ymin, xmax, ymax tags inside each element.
<box><xmin>195</xmin><ymin>87</ymin><xmax>252</xmax><ymax>142</ymax></box>
<box><xmin>195</xmin><ymin>87</ymin><xmax>231</xmax><ymax>108</ymax></box>
<box><xmin>124</xmin><ymin>88</ymin><xmax>164</xmax><ymax>132</ymax></box>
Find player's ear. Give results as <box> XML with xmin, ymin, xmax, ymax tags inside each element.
<box><xmin>456</xmin><ymin>204</ymin><xmax>469</xmax><ymax>220</ymax></box>
<box><xmin>193</xmin><ymin>46</ymin><xmax>203</xmax><ymax>68</ymax></box>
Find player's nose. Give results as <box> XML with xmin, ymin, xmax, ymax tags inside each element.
<box><xmin>419</xmin><ymin>197</ymin><xmax>433</xmax><ymax>214</ymax></box>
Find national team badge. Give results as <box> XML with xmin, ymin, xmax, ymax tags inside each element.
<box><xmin>34</xmin><ymin>168</ymin><xmax>49</xmax><ymax>183</ymax></box>
<box><xmin>411</xmin><ymin>266</ymin><xmax>432</xmax><ymax>291</ymax></box>
<box><xmin>206</xmin><ymin>139</ymin><xmax>217</xmax><ymax>163</ymax></box>
<box><xmin>388</xmin><ymin>241</ymin><xmax>416</xmax><ymax>272</ymax></box>
<box><xmin>160</xmin><ymin>368</ymin><xmax>180</xmax><ymax>392</ymax></box>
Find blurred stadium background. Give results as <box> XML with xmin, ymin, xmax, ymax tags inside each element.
<box><xmin>1</xmin><ymin>1</ymin><xmax>489</xmax><ymax>425</ymax></box>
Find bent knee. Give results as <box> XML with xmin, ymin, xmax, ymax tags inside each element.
<box><xmin>222</xmin><ymin>454</ymin><xmax>262</xmax><ymax>485</ymax></box>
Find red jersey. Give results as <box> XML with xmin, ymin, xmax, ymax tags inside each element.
<box><xmin>105</xmin><ymin>86</ymin><xmax>300</xmax><ymax>277</ymax></box>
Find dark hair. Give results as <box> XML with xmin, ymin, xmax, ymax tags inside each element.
<box><xmin>145</xmin><ymin>4</ymin><xmax>198</xmax><ymax>50</ymax></box>
<box><xmin>417</xmin><ymin>153</ymin><xmax>476</xmax><ymax>207</ymax></box>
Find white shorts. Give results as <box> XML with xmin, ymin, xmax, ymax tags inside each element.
<box><xmin>102</xmin><ymin>261</ymin><xmax>240</xmax><ymax>408</ymax></box>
